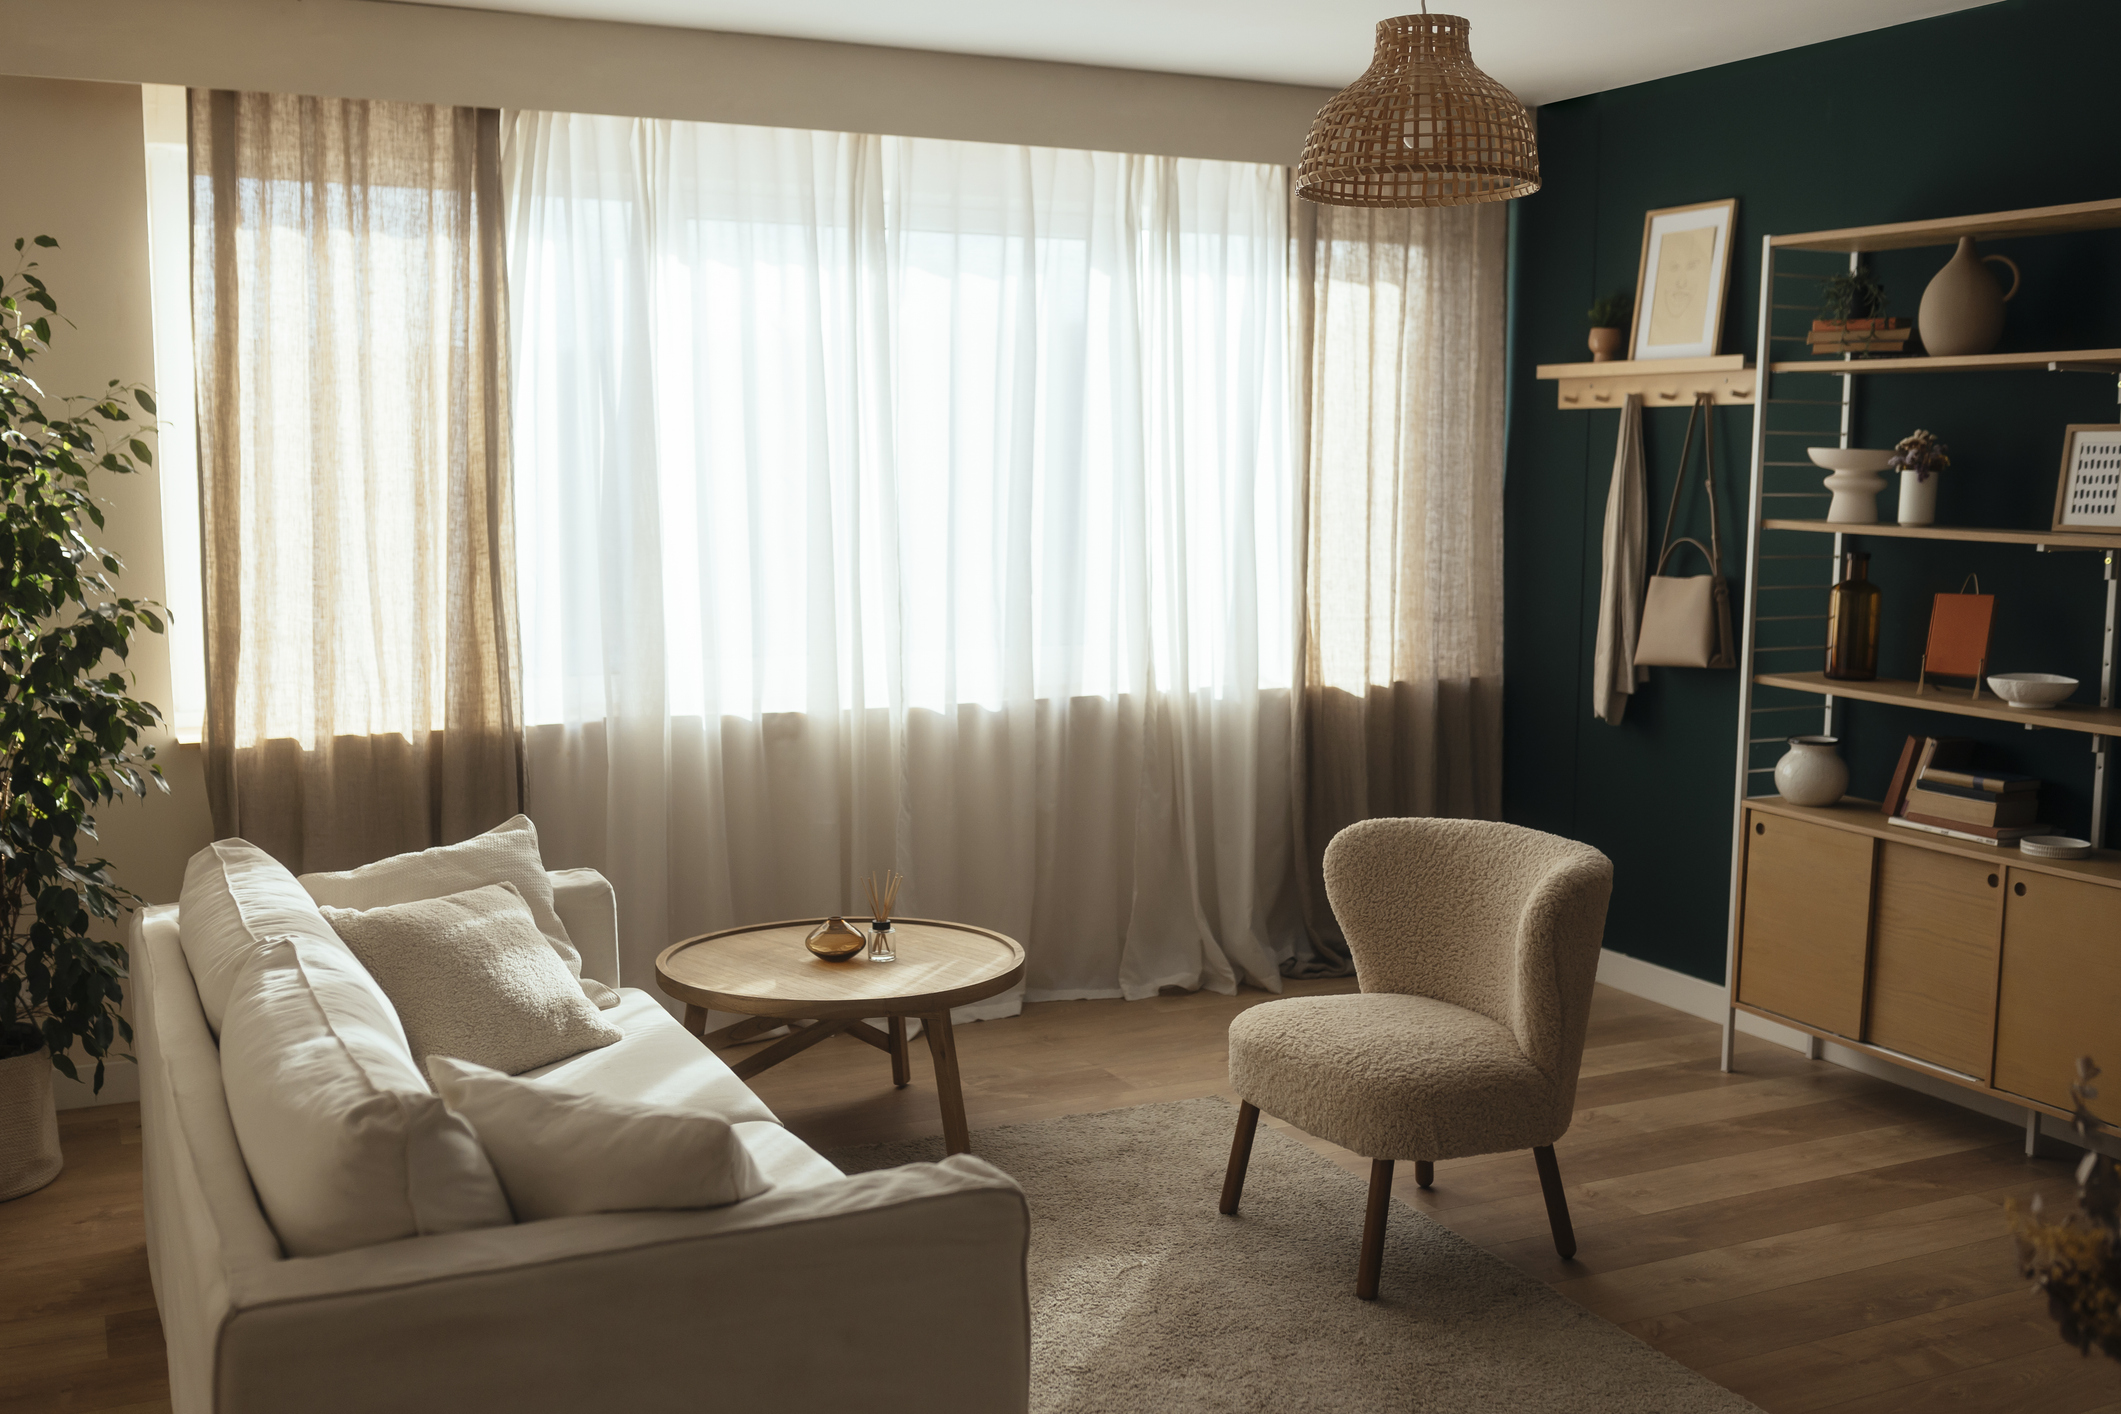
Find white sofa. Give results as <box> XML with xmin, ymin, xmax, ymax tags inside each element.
<box><xmin>132</xmin><ymin>867</ymin><xmax>1031</xmax><ymax>1414</ymax></box>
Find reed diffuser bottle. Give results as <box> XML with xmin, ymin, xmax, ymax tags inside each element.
<box><xmin>1825</xmin><ymin>550</ymin><xmax>1881</xmax><ymax>681</ymax></box>
<box><xmin>866</xmin><ymin>869</ymin><xmax>902</xmax><ymax>963</ymax></box>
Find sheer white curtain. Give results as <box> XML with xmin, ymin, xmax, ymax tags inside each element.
<box><xmin>503</xmin><ymin>113</ymin><xmax>1300</xmax><ymax>1013</ymax></box>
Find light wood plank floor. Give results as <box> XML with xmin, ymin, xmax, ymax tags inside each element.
<box><xmin>3</xmin><ymin>980</ymin><xmax>2112</xmax><ymax>1413</ymax></box>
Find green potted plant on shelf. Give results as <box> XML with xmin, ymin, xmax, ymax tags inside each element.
<box><xmin>0</xmin><ymin>236</ymin><xmax>167</xmax><ymax>1202</ymax></box>
<box><xmin>1811</xmin><ymin>268</ymin><xmax>1908</xmax><ymax>357</ymax></box>
<box><xmin>1586</xmin><ymin>289</ymin><xmax>1631</xmax><ymax>363</ymax></box>
<box><xmin>1886</xmin><ymin>428</ymin><xmax>1950</xmax><ymax>527</ymax></box>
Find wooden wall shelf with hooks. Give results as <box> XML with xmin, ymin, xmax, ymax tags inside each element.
<box><xmin>1533</xmin><ymin>354</ymin><xmax>1755</xmax><ymax>410</ymax></box>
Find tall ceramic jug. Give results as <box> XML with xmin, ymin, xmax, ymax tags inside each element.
<box><xmin>1917</xmin><ymin>236</ymin><xmax>2020</xmax><ymax>357</ymax></box>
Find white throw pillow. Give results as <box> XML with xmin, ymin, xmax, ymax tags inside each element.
<box><xmin>178</xmin><ymin>839</ymin><xmax>375</xmax><ymax>1039</ymax></box>
<box><xmin>299</xmin><ymin>816</ymin><xmax>619</xmax><ymax>1008</ymax></box>
<box><xmin>221</xmin><ymin>937</ymin><xmax>513</xmax><ymax>1257</ymax></box>
<box><xmin>428</xmin><ymin>1055</ymin><xmax>771</xmax><ymax>1220</ymax></box>
<box><xmin>321</xmin><ymin>883</ymin><xmax>624</xmax><ymax>1076</ymax></box>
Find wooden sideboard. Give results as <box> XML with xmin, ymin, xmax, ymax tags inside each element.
<box><xmin>1733</xmin><ymin>795</ymin><xmax>2121</xmax><ymax>1119</ymax></box>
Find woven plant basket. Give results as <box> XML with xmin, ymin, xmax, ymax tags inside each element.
<box><xmin>0</xmin><ymin>1043</ymin><xmax>64</xmax><ymax>1202</ymax></box>
<box><xmin>1296</xmin><ymin>13</ymin><xmax>1539</xmax><ymax>208</ymax></box>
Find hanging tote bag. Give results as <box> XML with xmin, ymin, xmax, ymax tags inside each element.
<box><xmin>1634</xmin><ymin>395</ymin><xmax>1736</xmax><ymax>669</ymax></box>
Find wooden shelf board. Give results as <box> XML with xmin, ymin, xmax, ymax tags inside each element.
<box><xmin>1534</xmin><ymin>354</ymin><xmax>1747</xmax><ymax>379</ymax></box>
<box><xmin>1761</xmin><ymin>518</ymin><xmax>2121</xmax><ymax>550</ymax></box>
<box><xmin>1752</xmin><ymin>671</ymin><xmax>2121</xmax><ymax>737</ymax></box>
<box><xmin>1769</xmin><ymin>348</ymin><xmax>2121</xmax><ymax>375</ymax></box>
<box><xmin>1769</xmin><ymin>197</ymin><xmax>2121</xmax><ymax>253</ymax></box>
<box><xmin>1742</xmin><ymin>795</ymin><xmax>2121</xmax><ymax>885</ymax></box>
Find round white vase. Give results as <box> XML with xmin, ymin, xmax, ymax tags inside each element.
<box><xmin>0</xmin><ymin>1043</ymin><xmax>63</xmax><ymax>1202</ymax></box>
<box><xmin>1897</xmin><ymin>470</ymin><xmax>1940</xmax><ymax>526</ymax></box>
<box><xmin>1773</xmin><ymin>735</ymin><xmax>1848</xmax><ymax>807</ymax></box>
<box><xmin>1807</xmin><ymin>448</ymin><xmax>1894</xmax><ymax>524</ymax></box>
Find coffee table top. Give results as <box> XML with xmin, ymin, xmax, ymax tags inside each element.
<box><xmin>655</xmin><ymin>918</ymin><xmax>1025</xmax><ymax>1020</ymax></box>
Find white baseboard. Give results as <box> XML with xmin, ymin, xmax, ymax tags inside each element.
<box><xmin>1594</xmin><ymin>948</ymin><xmax>2118</xmax><ymax>1158</ymax></box>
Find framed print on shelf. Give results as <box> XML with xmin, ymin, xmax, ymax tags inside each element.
<box><xmin>1629</xmin><ymin>198</ymin><xmax>1738</xmax><ymax>360</ymax></box>
<box><xmin>2052</xmin><ymin>423</ymin><xmax>2121</xmax><ymax>534</ymax></box>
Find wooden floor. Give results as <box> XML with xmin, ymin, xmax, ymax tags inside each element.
<box><xmin>4</xmin><ymin>979</ymin><xmax>2114</xmax><ymax>1412</ymax></box>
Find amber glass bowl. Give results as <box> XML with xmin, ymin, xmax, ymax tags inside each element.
<box><xmin>804</xmin><ymin>917</ymin><xmax>868</xmax><ymax>962</ymax></box>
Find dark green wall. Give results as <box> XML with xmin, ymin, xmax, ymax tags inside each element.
<box><xmin>1504</xmin><ymin>0</ymin><xmax>2121</xmax><ymax>983</ymax></box>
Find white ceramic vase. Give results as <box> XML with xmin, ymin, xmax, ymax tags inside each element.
<box><xmin>1897</xmin><ymin>470</ymin><xmax>1940</xmax><ymax>526</ymax></box>
<box><xmin>0</xmin><ymin>1044</ymin><xmax>63</xmax><ymax>1202</ymax></box>
<box><xmin>1773</xmin><ymin>735</ymin><xmax>1848</xmax><ymax>807</ymax></box>
<box><xmin>1808</xmin><ymin>448</ymin><xmax>1894</xmax><ymax>524</ymax></box>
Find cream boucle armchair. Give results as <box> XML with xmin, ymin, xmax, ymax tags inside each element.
<box><xmin>1219</xmin><ymin>817</ymin><xmax>1613</xmax><ymax>1299</ymax></box>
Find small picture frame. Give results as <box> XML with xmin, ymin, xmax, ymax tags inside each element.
<box><xmin>1629</xmin><ymin>199</ymin><xmax>1738</xmax><ymax>361</ymax></box>
<box><xmin>2052</xmin><ymin>423</ymin><xmax>2121</xmax><ymax>534</ymax></box>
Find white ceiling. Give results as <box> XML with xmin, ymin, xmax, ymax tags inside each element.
<box><xmin>414</xmin><ymin>0</ymin><xmax>2002</xmax><ymax>105</ymax></box>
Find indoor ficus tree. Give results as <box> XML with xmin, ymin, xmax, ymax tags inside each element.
<box><xmin>0</xmin><ymin>235</ymin><xmax>168</xmax><ymax>1091</ymax></box>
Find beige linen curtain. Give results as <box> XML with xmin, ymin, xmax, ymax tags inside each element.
<box><xmin>192</xmin><ymin>91</ymin><xmax>521</xmax><ymax>872</ymax></box>
<box><xmin>1289</xmin><ymin>199</ymin><xmax>1507</xmax><ymax>970</ymax></box>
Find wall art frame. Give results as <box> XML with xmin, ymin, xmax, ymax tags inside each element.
<box><xmin>2051</xmin><ymin>423</ymin><xmax>2121</xmax><ymax>535</ymax></box>
<box><xmin>1629</xmin><ymin>198</ymin><xmax>1738</xmax><ymax>361</ymax></box>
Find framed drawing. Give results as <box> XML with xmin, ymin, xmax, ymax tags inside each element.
<box><xmin>1629</xmin><ymin>199</ymin><xmax>1738</xmax><ymax>361</ymax></box>
<box><xmin>2052</xmin><ymin>423</ymin><xmax>2121</xmax><ymax>535</ymax></box>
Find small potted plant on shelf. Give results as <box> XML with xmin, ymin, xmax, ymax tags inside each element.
<box><xmin>1586</xmin><ymin>289</ymin><xmax>1631</xmax><ymax>363</ymax></box>
<box><xmin>2008</xmin><ymin>1058</ymin><xmax>2119</xmax><ymax>1365</ymax></box>
<box><xmin>1887</xmin><ymin>428</ymin><xmax>1950</xmax><ymax>525</ymax></box>
<box><xmin>1811</xmin><ymin>269</ymin><xmax>1909</xmax><ymax>357</ymax></box>
<box><xmin>1</xmin><ymin>236</ymin><xmax>168</xmax><ymax>1202</ymax></box>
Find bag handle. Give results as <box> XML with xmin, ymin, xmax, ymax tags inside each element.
<box><xmin>1653</xmin><ymin>394</ymin><xmax>1725</xmax><ymax>579</ymax></box>
<box><xmin>1653</xmin><ymin>536</ymin><xmax>1717</xmax><ymax>577</ymax></box>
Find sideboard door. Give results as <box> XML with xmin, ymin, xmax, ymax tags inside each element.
<box><xmin>1993</xmin><ymin>869</ymin><xmax>2121</xmax><ymax>1109</ymax></box>
<box><xmin>1864</xmin><ymin>843</ymin><xmax>2004</xmax><ymax>1079</ymax></box>
<box><xmin>1736</xmin><ymin>811</ymin><xmax>1874</xmax><ymax>1038</ymax></box>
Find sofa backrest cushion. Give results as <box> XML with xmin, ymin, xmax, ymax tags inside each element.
<box><xmin>321</xmin><ymin>883</ymin><xmax>624</xmax><ymax>1076</ymax></box>
<box><xmin>428</xmin><ymin>1055</ymin><xmax>770</xmax><ymax>1220</ymax></box>
<box><xmin>221</xmin><ymin>936</ymin><xmax>515</xmax><ymax>1256</ymax></box>
<box><xmin>299</xmin><ymin>816</ymin><xmax>619</xmax><ymax>1010</ymax></box>
<box><xmin>179</xmin><ymin>839</ymin><xmax>366</xmax><ymax>1039</ymax></box>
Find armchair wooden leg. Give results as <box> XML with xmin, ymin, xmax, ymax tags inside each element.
<box><xmin>1356</xmin><ymin>1159</ymin><xmax>1394</xmax><ymax>1300</ymax></box>
<box><xmin>1219</xmin><ymin>1102</ymin><xmax>1261</xmax><ymax>1215</ymax></box>
<box><xmin>1414</xmin><ymin>1160</ymin><xmax>1434</xmax><ymax>1189</ymax></box>
<box><xmin>1532</xmin><ymin>1145</ymin><xmax>1576</xmax><ymax>1260</ymax></box>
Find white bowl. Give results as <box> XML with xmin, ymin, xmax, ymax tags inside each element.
<box><xmin>1807</xmin><ymin>447</ymin><xmax>1896</xmax><ymax>473</ymax></box>
<box><xmin>1986</xmin><ymin>673</ymin><xmax>2079</xmax><ymax>709</ymax></box>
<box><xmin>2019</xmin><ymin>835</ymin><xmax>2093</xmax><ymax>860</ymax></box>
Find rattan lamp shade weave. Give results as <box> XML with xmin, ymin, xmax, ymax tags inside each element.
<box><xmin>1296</xmin><ymin>13</ymin><xmax>1539</xmax><ymax>208</ymax></box>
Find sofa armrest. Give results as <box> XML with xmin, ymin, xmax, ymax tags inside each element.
<box><xmin>548</xmin><ymin>867</ymin><xmax>621</xmax><ymax>990</ymax></box>
<box><xmin>213</xmin><ymin>1156</ymin><xmax>1029</xmax><ymax>1414</ymax></box>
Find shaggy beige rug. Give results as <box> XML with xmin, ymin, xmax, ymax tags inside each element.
<box><xmin>829</xmin><ymin>1097</ymin><xmax>1760</xmax><ymax>1414</ymax></box>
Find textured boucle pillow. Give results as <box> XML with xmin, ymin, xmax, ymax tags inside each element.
<box><xmin>322</xmin><ymin>883</ymin><xmax>623</xmax><ymax>1076</ymax></box>
<box><xmin>300</xmin><ymin>816</ymin><xmax>619</xmax><ymax>1009</ymax></box>
<box><xmin>428</xmin><ymin>1055</ymin><xmax>771</xmax><ymax>1221</ymax></box>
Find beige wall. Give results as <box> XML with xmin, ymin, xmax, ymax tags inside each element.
<box><xmin>0</xmin><ymin>0</ymin><xmax>1330</xmax><ymax>167</ymax></box>
<box><xmin>0</xmin><ymin>75</ymin><xmax>215</xmax><ymax>1107</ymax></box>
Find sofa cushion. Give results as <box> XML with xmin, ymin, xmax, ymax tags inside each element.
<box><xmin>427</xmin><ymin>1056</ymin><xmax>771</xmax><ymax>1219</ymax></box>
<box><xmin>179</xmin><ymin>839</ymin><xmax>366</xmax><ymax>1039</ymax></box>
<box><xmin>731</xmin><ymin>1119</ymin><xmax>845</xmax><ymax>1192</ymax></box>
<box><xmin>521</xmin><ymin>989</ymin><xmax>780</xmax><ymax>1129</ymax></box>
<box><xmin>220</xmin><ymin>937</ymin><xmax>513</xmax><ymax>1257</ymax></box>
<box><xmin>322</xmin><ymin>884</ymin><xmax>625</xmax><ymax>1076</ymax></box>
<box><xmin>299</xmin><ymin>816</ymin><xmax>619</xmax><ymax>1009</ymax></box>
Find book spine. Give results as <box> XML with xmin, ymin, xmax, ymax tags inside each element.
<box><xmin>1899</xmin><ymin>810</ymin><xmax>2046</xmax><ymax>841</ymax></box>
<box><xmin>1919</xmin><ymin>768</ymin><xmax>2037</xmax><ymax>793</ymax></box>
<box><xmin>1888</xmin><ymin>815</ymin><xmax>2004</xmax><ymax>846</ymax></box>
<box><xmin>1912</xmin><ymin>777</ymin><xmax>2036</xmax><ymax>802</ymax></box>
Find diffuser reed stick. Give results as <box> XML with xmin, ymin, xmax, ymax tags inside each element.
<box><xmin>866</xmin><ymin>869</ymin><xmax>902</xmax><ymax>963</ymax></box>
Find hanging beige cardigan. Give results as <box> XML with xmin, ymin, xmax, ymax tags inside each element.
<box><xmin>1592</xmin><ymin>394</ymin><xmax>1648</xmax><ymax>723</ymax></box>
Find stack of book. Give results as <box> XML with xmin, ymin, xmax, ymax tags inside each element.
<box><xmin>1807</xmin><ymin>318</ymin><xmax>1912</xmax><ymax>356</ymax></box>
<box><xmin>1881</xmin><ymin>735</ymin><xmax>2046</xmax><ymax>845</ymax></box>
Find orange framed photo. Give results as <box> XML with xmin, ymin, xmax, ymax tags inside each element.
<box><xmin>2052</xmin><ymin>423</ymin><xmax>2121</xmax><ymax>535</ymax></box>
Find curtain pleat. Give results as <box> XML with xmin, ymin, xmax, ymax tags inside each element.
<box><xmin>191</xmin><ymin>91</ymin><xmax>521</xmax><ymax>872</ymax></box>
<box><xmin>1289</xmin><ymin>200</ymin><xmax>1508</xmax><ymax>971</ymax></box>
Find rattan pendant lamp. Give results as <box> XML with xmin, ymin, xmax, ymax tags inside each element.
<box><xmin>1295</xmin><ymin>4</ymin><xmax>1539</xmax><ymax>207</ymax></box>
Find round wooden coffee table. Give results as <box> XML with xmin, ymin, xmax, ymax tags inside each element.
<box><xmin>655</xmin><ymin>918</ymin><xmax>1025</xmax><ymax>1156</ymax></box>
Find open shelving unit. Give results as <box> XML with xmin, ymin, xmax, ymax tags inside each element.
<box><xmin>1721</xmin><ymin>200</ymin><xmax>2121</xmax><ymax>1127</ymax></box>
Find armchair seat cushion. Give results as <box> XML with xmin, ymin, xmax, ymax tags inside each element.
<box><xmin>1227</xmin><ymin>992</ymin><xmax>1566</xmax><ymax>1162</ymax></box>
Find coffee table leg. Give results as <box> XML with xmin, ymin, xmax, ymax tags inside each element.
<box><xmin>922</xmin><ymin>1011</ymin><xmax>971</xmax><ymax>1155</ymax></box>
<box><xmin>682</xmin><ymin>1004</ymin><xmax>708</xmax><ymax>1039</ymax></box>
<box><xmin>889</xmin><ymin>1015</ymin><xmax>910</xmax><ymax>1089</ymax></box>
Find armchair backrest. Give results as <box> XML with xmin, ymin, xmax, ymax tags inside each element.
<box><xmin>1321</xmin><ymin>818</ymin><xmax>1613</xmax><ymax>1089</ymax></box>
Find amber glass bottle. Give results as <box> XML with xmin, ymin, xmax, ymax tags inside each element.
<box><xmin>1825</xmin><ymin>551</ymin><xmax>1880</xmax><ymax>681</ymax></box>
